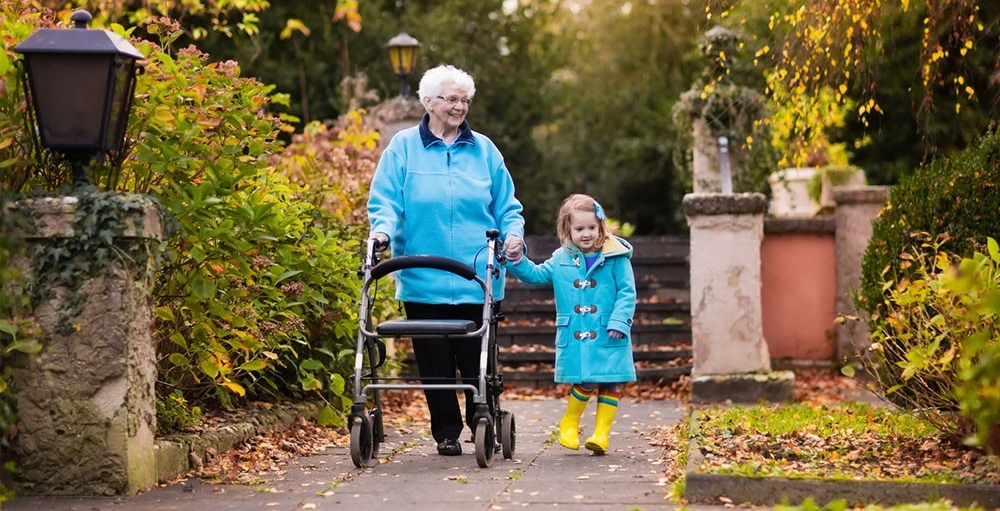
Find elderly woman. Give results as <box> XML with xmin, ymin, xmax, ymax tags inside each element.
<box><xmin>367</xmin><ymin>64</ymin><xmax>526</xmax><ymax>456</ymax></box>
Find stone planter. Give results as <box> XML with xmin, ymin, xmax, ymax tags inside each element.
<box><xmin>768</xmin><ymin>167</ymin><xmax>817</xmax><ymax>217</ymax></box>
<box><xmin>769</xmin><ymin>166</ymin><xmax>867</xmax><ymax>216</ymax></box>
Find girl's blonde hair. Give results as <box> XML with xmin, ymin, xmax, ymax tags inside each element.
<box><xmin>556</xmin><ymin>194</ymin><xmax>609</xmax><ymax>249</ymax></box>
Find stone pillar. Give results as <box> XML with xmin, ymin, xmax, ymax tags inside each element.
<box><xmin>10</xmin><ymin>194</ymin><xmax>162</xmax><ymax>496</ymax></box>
<box><xmin>833</xmin><ymin>186</ymin><xmax>890</xmax><ymax>364</ymax></box>
<box><xmin>692</xmin><ymin>119</ymin><xmax>723</xmax><ymax>193</ymax></box>
<box><xmin>683</xmin><ymin>193</ymin><xmax>794</xmax><ymax>403</ymax></box>
<box><xmin>369</xmin><ymin>96</ymin><xmax>425</xmax><ymax>149</ymax></box>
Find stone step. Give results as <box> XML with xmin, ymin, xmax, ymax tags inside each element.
<box><xmin>503</xmin><ymin>279</ymin><xmax>690</xmax><ymax>305</ymax></box>
<box><xmin>497</xmin><ymin>323</ymin><xmax>690</xmax><ymax>347</ymax></box>
<box><xmin>500</xmin><ymin>365</ymin><xmax>692</xmax><ymax>388</ymax></box>
<box><xmin>499</xmin><ymin>345</ymin><xmax>690</xmax><ymax>363</ymax></box>
<box><xmin>502</xmin><ymin>300</ymin><xmax>690</xmax><ymax>324</ymax></box>
<box><xmin>396</xmin><ymin>346</ymin><xmax>692</xmax><ymax>389</ymax></box>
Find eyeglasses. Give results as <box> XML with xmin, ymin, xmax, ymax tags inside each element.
<box><xmin>436</xmin><ymin>95</ymin><xmax>473</xmax><ymax>106</ymax></box>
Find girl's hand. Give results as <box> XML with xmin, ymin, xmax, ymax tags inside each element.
<box><xmin>608</xmin><ymin>329</ymin><xmax>625</xmax><ymax>339</ymax></box>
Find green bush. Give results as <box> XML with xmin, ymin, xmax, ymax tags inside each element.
<box><xmin>949</xmin><ymin>240</ymin><xmax>1000</xmax><ymax>452</ymax></box>
<box><xmin>126</xmin><ymin>21</ymin><xmax>373</xmax><ymax>428</ymax></box>
<box><xmin>0</xmin><ymin>6</ymin><xmax>387</xmax><ymax>435</ymax></box>
<box><xmin>857</xmin><ymin>129</ymin><xmax>1000</xmax><ymax>411</ymax></box>
<box><xmin>859</xmin><ymin>129</ymin><xmax>1000</xmax><ymax>325</ymax></box>
<box><xmin>860</xmin><ymin>233</ymin><xmax>1000</xmax><ymax>448</ymax></box>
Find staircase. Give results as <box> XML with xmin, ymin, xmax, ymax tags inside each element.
<box><xmin>497</xmin><ymin>235</ymin><xmax>692</xmax><ymax>387</ymax></box>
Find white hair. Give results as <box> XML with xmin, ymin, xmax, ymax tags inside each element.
<box><xmin>417</xmin><ymin>64</ymin><xmax>476</xmax><ymax>112</ymax></box>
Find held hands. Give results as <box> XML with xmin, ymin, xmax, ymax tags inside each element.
<box><xmin>608</xmin><ymin>329</ymin><xmax>625</xmax><ymax>339</ymax></box>
<box><xmin>371</xmin><ymin>232</ymin><xmax>390</xmax><ymax>252</ymax></box>
<box><xmin>503</xmin><ymin>235</ymin><xmax>524</xmax><ymax>264</ymax></box>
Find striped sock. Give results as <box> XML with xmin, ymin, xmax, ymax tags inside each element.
<box><xmin>571</xmin><ymin>384</ymin><xmax>593</xmax><ymax>401</ymax></box>
<box><xmin>597</xmin><ymin>390</ymin><xmax>620</xmax><ymax>407</ymax></box>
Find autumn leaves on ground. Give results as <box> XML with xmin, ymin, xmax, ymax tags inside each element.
<box><xmin>178</xmin><ymin>368</ymin><xmax>999</xmax><ymax>494</ymax></box>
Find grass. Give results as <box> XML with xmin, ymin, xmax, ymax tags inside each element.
<box><xmin>676</xmin><ymin>401</ymin><xmax>1000</xmax><ymax>510</ymax></box>
<box><xmin>686</xmin><ymin>402</ymin><xmax>999</xmax><ymax>485</ymax></box>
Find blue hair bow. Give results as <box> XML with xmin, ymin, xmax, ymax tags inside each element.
<box><xmin>594</xmin><ymin>201</ymin><xmax>606</xmax><ymax>220</ymax></box>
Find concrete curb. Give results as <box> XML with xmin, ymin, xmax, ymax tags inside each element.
<box><xmin>684</xmin><ymin>439</ymin><xmax>1000</xmax><ymax>508</ymax></box>
<box><xmin>152</xmin><ymin>401</ymin><xmax>322</xmax><ymax>483</ymax></box>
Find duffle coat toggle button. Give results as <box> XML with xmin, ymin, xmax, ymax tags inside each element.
<box><xmin>573</xmin><ymin>278</ymin><xmax>597</xmax><ymax>289</ymax></box>
<box><xmin>573</xmin><ymin>330</ymin><xmax>598</xmax><ymax>340</ymax></box>
<box><xmin>573</xmin><ymin>304</ymin><xmax>598</xmax><ymax>314</ymax></box>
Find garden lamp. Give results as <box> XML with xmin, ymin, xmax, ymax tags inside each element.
<box><xmin>385</xmin><ymin>32</ymin><xmax>421</xmax><ymax>97</ymax></box>
<box><xmin>14</xmin><ymin>9</ymin><xmax>145</xmax><ymax>187</ymax></box>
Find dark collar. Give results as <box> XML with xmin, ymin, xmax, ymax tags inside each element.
<box><xmin>419</xmin><ymin>113</ymin><xmax>476</xmax><ymax>148</ymax></box>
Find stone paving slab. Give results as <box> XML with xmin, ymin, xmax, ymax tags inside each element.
<box><xmin>5</xmin><ymin>397</ymin><xmax>698</xmax><ymax>511</ymax></box>
<box><xmin>10</xmin><ymin>391</ymin><xmax>996</xmax><ymax>511</ymax></box>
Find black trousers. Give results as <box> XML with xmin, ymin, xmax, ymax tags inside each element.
<box><xmin>404</xmin><ymin>302</ymin><xmax>484</xmax><ymax>443</ymax></box>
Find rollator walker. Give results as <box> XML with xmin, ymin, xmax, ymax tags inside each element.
<box><xmin>348</xmin><ymin>229</ymin><xmax>516</xmax><ymax>468</ymax></box>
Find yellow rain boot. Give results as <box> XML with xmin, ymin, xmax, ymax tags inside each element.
<box><xmin>559</xmin><ymin>385</ymin><xmax>591</xmax><ymax>450</ymax></box>
<box><xmin>584</xmin><ymin>396</ymin><xmax>619</xmax><ymax>455</ymax></box>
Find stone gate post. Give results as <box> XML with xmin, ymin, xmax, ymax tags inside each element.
<box><xmin>833</xmin><ymin>186</ymin><xmax>890</xmax><ymax>364</ymax></box>
<box><xmin>683</xmin><ymin>193</ymin><xmax>794</xmax><ymax>403</ymax></box>
<box><xmin>10</xmin><ymin>194</ymin><xmax>162</xmax><ymax>496</ymax></box>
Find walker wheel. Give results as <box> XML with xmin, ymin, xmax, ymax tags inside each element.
<box><xmin>474</xmin><ymin>418</ymin><xmax>495</xmax><ymax>468</ymax></box>
<box><xmin>350</xmin><ymin>413</ymin><xmax>375</xmax><ymax>468</ymax></box>
<box><xmin>500</xmin><ymin>411</ymin><xmax>516</xmax><ymax>459</ymax></box>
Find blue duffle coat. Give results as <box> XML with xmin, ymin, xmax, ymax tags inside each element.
<box><xmin>507</xmin><ymin>236</ymin><xmax>637</xmax><ymax>383</ymax></box>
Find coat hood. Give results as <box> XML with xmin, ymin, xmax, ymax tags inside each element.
<box><xmin>601</xmin><ymin>235</ymin><xmax>633</xmax><ymax>259</ymax></box>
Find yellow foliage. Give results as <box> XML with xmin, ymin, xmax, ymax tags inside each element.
<box><xmin>714</xmin><ymin>0</ymin><xmax>984</xmax><ymax>165</ymax></box>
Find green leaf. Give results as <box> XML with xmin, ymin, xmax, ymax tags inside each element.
<box><xmin>190</xmin><ymin>275</ymin><xmax>217</xmax><ymax>300</ymax></box>
<box><xmin>317</xmin><ymin>405</ymin><xmax>343</xmax><ymax>427</ymax></box>
<box><xmin>168</xmin><ymin>353</ymin><xmax>189</xmax><ymax>367</ymax></box>
<box><xmin>239</xmin><ymin>359</ymin><xmax>268</xmax><ymax>372</ymax></box>
<box><xmin>329</xmin><ymin>373</ymin><xmax>346</xmax><ymax>395</ymax></box>
<box><xmin>6</xmin><ymin>339</ymin><xmax>41</xmax><ymax>355</ymax></box>
<box><xmin>299</xmin><ymin>358</ymin><xmax>324</xmax><ymax>371</ymax></box>
<box><xmin>189</xmin><ymin>244</ymin><xmax>207</xmax><ymax>263</ymax></box>
<box><xmin>169</xmin><ymin>332</ymin><xmax>187</xmax><ymax>349</ymax></box>
<box><xmin>155</xmin><ymin>307</ymin><xmax>176</xmax><ymax>322</ymax></box>
<box><xmin>274</xmin><ymin>269</ymin><xmax>303</xmax><ymax>284</ymax></box>
<box><xmin>200</xmin><ymin>358</ymin><xmax>220</xmax><ymax>378</ymax></box>
<box><xmin>300</xmin><ymin>374</ymin><xmax>322</xmax><ymax>391</ymax></box>
<box><xmin>208</xmin><ymin>301</ymin><xmax>234</xmax><ymax>321</ymax></box>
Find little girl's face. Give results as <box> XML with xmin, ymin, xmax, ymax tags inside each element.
<box><xmin>569</xmin><ymin>210</ymin><xmax>600</xmax><ymax>253</ymax></box>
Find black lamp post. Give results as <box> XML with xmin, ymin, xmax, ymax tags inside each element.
<box><xmin>385</xmin><ymin>32</ymin><xmax>420</xmax><ymax>98</ymax></box>
<box><xmin>14</xmin><ymin>10</ymin><xmax>144</xmax><ymax>188</ymax></box>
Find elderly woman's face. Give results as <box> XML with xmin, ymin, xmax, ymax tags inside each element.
<box><xmin>428</xmin><ymin>84</ymin><xmax>472</xmax><ymax>131</ymax></box>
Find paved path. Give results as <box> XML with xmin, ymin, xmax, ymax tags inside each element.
<box><xmin>6</xmin><ymin>397</ymin><xmax>728</xmax><ymax>511</ymax></box>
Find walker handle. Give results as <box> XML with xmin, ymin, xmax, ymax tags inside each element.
<box><xmin>369</xmin><ymin>255</ymin><xmax>478</xmax><ymax>281</ymax></box>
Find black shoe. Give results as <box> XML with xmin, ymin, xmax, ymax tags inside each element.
<box><xmin>437</xmin><ymin>439</ymin><xmax>462</xmax><ymax>456</ymax></box>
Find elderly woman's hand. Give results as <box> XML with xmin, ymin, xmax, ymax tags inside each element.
<box><xmin>372</xmin><ymin>232</ymin><xmax>390</xmax><ymax>252</ymax></box>
<box><xmin>504</xmin><ymin>235</ymin><xmax>524</xmax><ymax>264</ymax></box>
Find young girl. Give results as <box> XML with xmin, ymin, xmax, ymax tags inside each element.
<box><xmin>504</xmin><ymin>194</ymin><xmax>637</xmax><ymax>454</ymax></box>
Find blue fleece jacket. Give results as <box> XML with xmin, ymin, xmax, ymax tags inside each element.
<box><xmin>367</xmin><ymin>114</ymin><xmax>525</xmax><ymax>304</ymax></box>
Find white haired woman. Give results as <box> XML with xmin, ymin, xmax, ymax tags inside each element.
<box><xmin>367</xmin><ymin>64</ymin><xmax>526</xmax><ymax>456</ymax></box>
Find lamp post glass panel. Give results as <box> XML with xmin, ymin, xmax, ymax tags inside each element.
<box><xmin>385</xmin><ymin>32</ymin><xmax>420</xmax><ymax>97</ymax></box>
<box><xmin>14</xmin><ymin>9</ymin><xmax>144</xmax><ymax>189</ymax></box>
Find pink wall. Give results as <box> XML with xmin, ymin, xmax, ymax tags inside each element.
<box><xmin>761</xmin><ymin>221</ymin><xmax>837</xmax><ymax>361</ymax></box>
